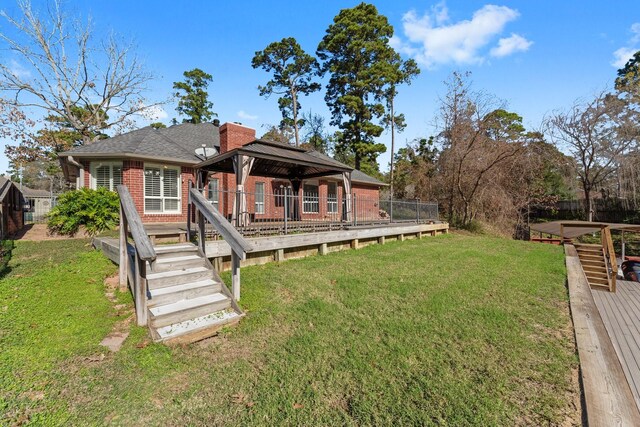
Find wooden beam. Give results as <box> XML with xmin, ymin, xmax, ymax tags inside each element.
<box><xmin>118</xmin><ymin>205</ymin><xmax>128</xmax><ymax>291</ymax></box>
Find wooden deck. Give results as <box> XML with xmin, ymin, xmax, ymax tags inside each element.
<box><xmin>592</xmin><ymin>280</ymin><xmax>640</xmax><ymax>410</ymax></box>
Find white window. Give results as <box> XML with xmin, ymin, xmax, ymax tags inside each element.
<box><xmin>208</xmin><ymin>178</ymin><xmax>219</xmax><ymax>209</ymax></box>
<box><xmin>91</xmin><ymin>162</ymin><xmax>122</xmax><ymax>191</ymax></box>
<box><xmin>144</xmin><ymin>164</ymin><xmax>181</xmax><ymax>213</ymax></box>
<box><xmin>303</xmin><ymin>182</ymin><xmax>319</xmax><ymax>213</ymax></box>
<box><xmin>327</xmin><ymin>182</ymin><xmax>338</xmax><ymax>213</ymax></box>
<box><xmin>255</xmin><ymin>182</ymin><xmax>265</xmax><ymax>214</ymax></box>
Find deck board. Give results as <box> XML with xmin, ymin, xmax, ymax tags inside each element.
<box><xmin>592</xmin><ymin>280</ymin><xmax>640</xmax><ymax>410</ymax></box>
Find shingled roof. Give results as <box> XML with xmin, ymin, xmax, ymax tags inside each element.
<box><xmin>59</xmin><ymin>122</ymin><xmax>220</xmax><ymax>164</ymax></box>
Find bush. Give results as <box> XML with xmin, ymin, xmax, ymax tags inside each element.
<box><xmin>0</xmin><ymin>240</ymin><xmax>13</xmax><ymax>274</ymax></box>
<box><xmin>460</xmin><ymin>219</ymin><xmax>485</xmax><ymax>234</ymax></box>
<box><xmin>47</xmin><ymin>188</ymin><xmax>120</xmax><ymax>236</ymax></box>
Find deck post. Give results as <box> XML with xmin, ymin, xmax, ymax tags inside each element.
<box><xmin>231</xmin><ymin>252</ymin><xmax>241</xmax><ymax>301</ymax></box>
<box><xmin>353</xmin><ymin>193</ymin><xmax>357</xmax><ymax>226</ymax></box>
<box><xmin>119</xmin><ymin>203</ymin><xmax>128</xmax><ymax>290</ymax></box>
<box><xmin>378</xmin><ymin>236</ymin><xmax>385</xmax><ymax>245</ymax></box>
<box><xmin>275</xmin><ymin>248</ymin><xmax>284</xmax><ymax>262</ymax></box>
<box><xmin>187</xmin><ymin>181</ymin><xmax>192</xmax><ymax>241</ymax></box>
<box><xmin>399</xmin><ymin>234</ymin><xmax>405</xmax><ymax>242</ymax></box>
<box><xmin>416</xmin><ymin>198</ymin><xmax>420</xmax><ymax>223</ymax></box>
<box><xmin>351</xmin><ymin>239</ymin><xmax>359</xmax><ymax>249</ymax></box>
<box><xmin>319</xmin><ymin>243</ymin><xmax>328</xmax><ymax>255</ymax></box>
<box><xmin>135</xmin><ymin>254</ymin><xmax>148</xmax><ymax>326</ymax></box>
<box><xmin>622</xmin><ymin>230</ymin><xmax>626</xmax><ymax>262</ymax></box>
<box><xmin>197</xmin><ymin>209</ymin><xmax>206</xmax><ymax>253</ymax></box>
<box><xmin>283</xmin><ymin>186</ymin><xmax>289</xmax><ymax>235</ymax></box>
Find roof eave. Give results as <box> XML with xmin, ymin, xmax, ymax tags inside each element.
<box><xmin>58</xmin><ymin>152</ymin><xmax>200</xmax><ymax>165</ymax></box>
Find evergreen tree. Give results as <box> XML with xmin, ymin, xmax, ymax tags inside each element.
<box><xmin>173</xmin><ymin>68</ymin><xmax>216</xmax><ymax>124</ymax></box>
<box><xmin>317</xmin><ymin>3</ymin><xmax>415</xmax><ymax>170</ymax></box>
<box><xmin>252</xmin><ymin>38</ymin><xmax>320</xmax><ymax>146</ymax></box>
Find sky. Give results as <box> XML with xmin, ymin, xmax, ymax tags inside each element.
<box><xmin>1</xmin><ymin>0</ymin><xmax>640</xmax><ymax>176</ymax></box>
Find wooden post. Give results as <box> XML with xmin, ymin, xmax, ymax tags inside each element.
<box><xmin>416</xmin><ymin>198</ymin><xmax>420</xmax><ymax>223</ymax></box>
<box><xmin>198</xmin><ymin>209</ymin><xmax>206</xmax><ymax>253</ymax></box>
<box><xmin>319</xmin><ymin>243</ymin><xmax>328</xmax><ymax>255</ymax></box>
<box><xmin>119</xmin><ymin>203</ymin><xmax>128</xmax><ymax>290</ymax></box>
<box><xmin>351</xmin><ymin>239</ymin><xmax>359</xmax><ymax>249</ymax></box>
<box><xmin>622</xmin><ymin>230</ymin><xmax>626</xmax><ymax>262</ymax></box>
<box><xmin>399</xmin><ymin>234</ymin><xmax>405</xmax><ymax>242</ymax></box>
<box><xmin>231</xmin><ymin>252</ymin><xmax>241</xmax><ymax>301</ymax></box>
<box><xmin>213</xmin><ymin>257</ymin><xmax>223</xmax><ymax>272</ymax></box>
<box><xmin>187</xmin><ymin>180</ymin><xmax>192</xmax><ymax>241</ymax></box>
<box><xmin>275</xmin><ymin>248</ymin><xmax>284</xmax><ymax>262</ymax></box>
<box><xmin>135</xmin><ymin>254</ymin><xmax>148</xmax><ymax>326</ymax></box>
<box><xmin>417</xmin><ymin>231</ymin><xmax>422</xmax><ymax>239</ymax></box>
<box><xmin>283</xmin><ymin>186</ymin><xmax>288</xmax><ymax>235</ymax></box>
<box><xmin>353</xmin><ymin>193</ymin><xmax>357</xmax><ymax>226</ymax></box>
<box><xmin>378</xmin><ymin>236</ymin><xmax>385</xmax><ymax>245</ymax></box>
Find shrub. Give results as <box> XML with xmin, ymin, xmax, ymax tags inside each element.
<box><xmin>460</xmin><ymin>219</ymin><xmax>485</xmax><ymax>234</ymax></box>
<box><xmin>47</xmin><ymin>188</ymin><xmax>120</xmax><ymax>236</ymax></box>
<box><xmin>0</xmin><ymin>239</ymin><xmax>13</xmax><ymax>274</ymax></box>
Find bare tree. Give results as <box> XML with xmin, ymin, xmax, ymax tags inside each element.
<box><xmin>435</xmin><ymin>72</ymin><xmax>523</xmax><ymax>226</ymax></box>
<box><xmin>0</xmin><ymin>0</ymin><xmax>158</xmax><ymax>152</ymax></box>
<box><xmin>547</xmin><ymin>91</ymin><xmax>638</xmax><ymax>221</ymax></box>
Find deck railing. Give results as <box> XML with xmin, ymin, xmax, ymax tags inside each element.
<box><xmin>202</xmin><ymin>187</ymin><xmax>438</xmax><ymax>237</ymax></box>
<box><xmin>116</xmin><ymin>185</ymin><xmax>156</xmax><ymax>326</ymax></box>
<box><xmin>188</xmin><ymin>184</ymin><xmax>252</xmax><ymax>300</ymax></box>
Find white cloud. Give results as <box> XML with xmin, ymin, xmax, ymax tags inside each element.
<box><xmin>9</xmin><ymin>59</ymin><xmax>30</xmax><ymax>79</ymax></box>
<box><xmin>237</xmin><ymin>110</ymin><xmax>258</xmax><ymax>121</ymax></box>
<box><xmin>393</xmin><ymin>3</ymin><xmax>530</xmax><ymax>68</ymax></box>
<box><xmin>612</xmin><ymin>23</ymin><xmax>640</xmax><ymax>68</ymax></box>
<box><xmin>490</xmin><ymin>33</ymin><xmax>533</xmax><ymax>57</ymax></box>
<box><xmin>139</xmin><ymin>103</ymin><xmax>168</xmax><ymax>121</ymax></box>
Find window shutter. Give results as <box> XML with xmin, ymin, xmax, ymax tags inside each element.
<box><xmin>96</xmin><ymin>166</ymin><xmax>110</xmax><ymax>189</ymax></box>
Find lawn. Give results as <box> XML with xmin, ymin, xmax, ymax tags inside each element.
<box><xmin>0</xmin><ymin>234</ymin><xmax>579</xmax><ymax>426</ymax></box>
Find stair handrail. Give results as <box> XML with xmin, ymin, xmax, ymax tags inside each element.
<box><xmin>189</xmin><ymin>187</ymin><xmax>252</xmax><ymax>259</ymax></box>
<box><xmin>601</xmin><ymin>225</ymin><xmax>617</xmax><ymax>292</ymax></box>
<box><xmin>116</xmin><ymin>185</ymin><xmax>155</xmax><ymax>325</ymax></box>
<box><xmin>189</xmin><ymin>186</ymin><xmax>252</xmax><ymax>301</ymax></box>
<box><xmin>116</xmin><ymin>185</ymin><xmax>156</xmax><ymax>262</ymax></box>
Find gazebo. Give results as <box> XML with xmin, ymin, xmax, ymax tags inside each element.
<box><xmin>195</xmin><ymin>140</ymin><xmax>354</xmax><ymax>226</ymax></box>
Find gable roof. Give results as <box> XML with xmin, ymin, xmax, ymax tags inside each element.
<box><xmin>59</xmin><ymin>122</ymin><xmax>220</xmax><ymax>164</ymax></box>
<box><xmin>0</xmin><ymin>176</ymin><xmax>22</xmax><ymax>201</ymax></box>
<box><xmin>22</xmin><ymin>187</ymin><xmax>53</xmax><ymax>198</ymax></box>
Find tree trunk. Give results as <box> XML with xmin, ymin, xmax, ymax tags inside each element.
<box><xmin>291</xmin><ymin>87</ymin><xmax>300</xmax><ymax>147</ymax></box>
<box><xmin>583</xmin><ymin>182</ymin><xmax>593</xmax><ymax>222</ymax></box>
<box><xmin>389</xmin><ymin>95</ymin><xmax>395</xmax><ymax>220</ymax></box>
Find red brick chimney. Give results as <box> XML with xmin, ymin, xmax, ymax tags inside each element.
<box><xmin>219</xmin><ymin>122</ymin><xmax>256</xmax><ymax>153</ymax></box>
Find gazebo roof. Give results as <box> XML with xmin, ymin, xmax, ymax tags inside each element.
<box><xmin>196</xmin><ymin>139</ymin><xmax>353</xmax><ymax>179</ymax></box>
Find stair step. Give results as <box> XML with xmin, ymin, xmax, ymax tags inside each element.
<box><xmin>146</xmin><ymin>266</ymin><xmax>212</xmax><ymax>289</ymax></box>
<box><xmin>154</xmin><ymin>243</ymin><xmax>198</xmax><ymax>254</ymax></box>
<box><xmin>576</xmin><ymin>248</ymin><xmax>603</xmax><ymax>255</ymax></box>
<box><xmin>579</xmin><ymin>253</ymin><xmax>604</xmax><ymax>260</ymax></box>
<box><xmin>575</xmin><ymin>243</ymin><xmax>602</xmax><ymax>248</ymax></box>
<box><xmin>587</xmin><ymin>276</ymin><xmax>610</xmax><ymax>285</ymax></box>
<box><xmin>152</xmin><ymin>309</ymin><xmax>242</xmax><ymax>343</ymax></box>
<box><xmin>154</xmin><ymin>244</ymin><xmax>199</xmax><ymax>259</ymax></box>
<box><xmin>148</xmin><ymin>293</ymin><xmax>231</xmax><ymax>328</ymax></box>
<box><xmin>148</xmin><ymin>279</ymin><xmax>222</xmax><ymax>306</ymax></box>
<box><xmin>585</xmin><ymin>271</ymin><xmax>609</xmax><ymax>279</ymax></box>
<box><xmin>151</xmin><ymin>255</ymin><xmax>207</xmax><ymax>273</ymax></box>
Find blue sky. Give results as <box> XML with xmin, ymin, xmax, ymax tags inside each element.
<box><xmin>1</xmin><ymin>0</ymin><xmax>639</xmax><ymax>175</ymax></box>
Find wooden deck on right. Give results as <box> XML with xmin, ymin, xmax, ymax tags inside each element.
<box><xmin>592</xmin><ymin>279</ymin><xmax>640</xmax><ymax>410</ymax></box>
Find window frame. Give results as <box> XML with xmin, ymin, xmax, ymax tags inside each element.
<box><xmin>255</xmin><ymin>182</ymin><xmax>265</xmax><ymax>214</ymax></box>
<box><xmin>327</xmin><ymin>182</ymin><xmax>338</xmax><ymax>213</ymax></box>
<box><xmin>303</xmin><ymin>181</ymin><xmax>320</xmax><ymax>214</ymax></box>
<box><xmin>143</xmin><ymin>163</ymin><xmax>182</xmax><ymax>215</ymax></box>
<box><xmin>208</xmin><ymin>177</ymin><xmax>219</xmax><ymax>209</ymax></box>
<box><xmin>90</xmin><ymin>161</ymin><xmax>123</xmax><ymax>191</ymax></box>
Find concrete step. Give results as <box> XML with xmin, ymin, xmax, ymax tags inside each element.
<box><xmin>151</xmin><ymin>255</ymin><xmax>207</xmax><ymax>273</ymax></box>
<box><xmin>146</xmin><ymin>266</ymin><xmax>212</xmax><ymax>289</ymax></box>
<box><xmin>151</xmin><ymin>309</ymin><xmax>242</xmax><ymax>343</ymax></box>
<box><xmin>154</xmin><ymin>243</ymin><xmax>199</xmax><ymax>260</ymax></box>
<box><xmin>148</xmin><ymin>279</ymin><xmax>222</xmax><ymax>307</ymax></box>
<box><xmin>148</xmin><ymin>293</ymin><xmax>231</xmax><ymax>328</ymax></box>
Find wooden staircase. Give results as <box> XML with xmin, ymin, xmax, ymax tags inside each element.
<box><xmin>116</xmin><ymin>185</ymin><xmax>252</xmax><ymax>345</ymax></box>
<box><xmin>145</xmin><ymin>243</ymin><xmax>243</xmax><ymax>344</ymax></box>
<box><xmin>574</xmin><ymin>243</ymin><xmax>611</xmax><ymax>291</ymax></box>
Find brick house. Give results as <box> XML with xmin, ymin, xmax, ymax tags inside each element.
<box><xmin>59</xmin><ymin>121</ymin><xmax>386</xmax><ymax>224</ymax></box>
<box><xmin>0</xmin><ymin>176</ymin><xmax>25</xmax><ymax>239</ymax></box>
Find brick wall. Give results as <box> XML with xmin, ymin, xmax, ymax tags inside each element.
<box><xmin>3</xmin><ymin>185</ymin><xmax>24</xmax><ymax>236</ymax></box>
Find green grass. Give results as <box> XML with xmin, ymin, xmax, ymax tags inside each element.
<box><xmin>0</xmin><ymin>234</ymin><xmax>579</xmax><ymax>426</ymax></box>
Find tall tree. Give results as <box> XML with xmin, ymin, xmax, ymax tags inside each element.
<box><xmin>252</xmin><ymin>37</ymin><xmax>320</xmax><ymax>146</ymax></box>
<box><xmin>173</xmin><ymin>68</ymin><xmax>216</xmax><ymax>124</ymax></box>
<box><xmin>0</xmin><ymin>0</ymin><xmax>157</xmax><ymax>148</ymax></box>
<box><xmin>616</xmin><ymin>50</ymin><xmax>640</xmax><ymax>106</ymax></box>
<box><xmin>382</xmin><ymin>57</ymin><xmax>420</xmax><ymax>199</ymax></box>
<box><xmin>547</xmin><ymin>92</ymin><xmax>637</xmax><ymax>221</ymax></box>
<box><xmin>317</xmin><ymin>3</ymin><xmax>403</xmax><ymax>170</ymax></box>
